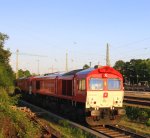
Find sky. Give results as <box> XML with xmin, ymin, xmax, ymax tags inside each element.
<box><xmin>0</xmin><ymin>0</ymin><xmax>150</xmax><ymax>74</ymax></box>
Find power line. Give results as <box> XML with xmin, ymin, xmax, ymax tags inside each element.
<box><xmin>66</xmin><ymin>50</ymin><xmax>68</xmax><ymax>72</ymax></box>
<box><xmin>112</xmin><ymin>47</ymin><xmax>150</xmax><ymax>58</ymax></box>
<box><xmin>12</xmin><ymin>51</ymin><xmax>47</xmax><ymax>57</ymax></box>
<box><xmin>112</xmin><ymin>37</ymin><xmax>150</xmax><ymax>49</ymax></box>
<box><xmin>14</xmin><ymin>50</ymin><xmax>48</xmax><ymax>77</ymax></box>
<box><xmin>112</xmin><ymin>47</ymin><xmax>150</xmax><ymax>60</ymax></box>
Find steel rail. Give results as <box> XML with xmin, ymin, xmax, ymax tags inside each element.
<box><xmin>125</xmin><ymin>91</ymin><xmax>150</xmax><ymax>98</ymax></box>
<box><xmin>123</xmin><ymin>103</ymin><xmax>150</xmax><ymax>109</ymax></box>
<box><xmin>91</xmin><ymin>125</ymin><xmax>148</xmax><ymax>138</ymax></box>
<box><xmin>124</xmin><ymin>97</ymin><xmax>150</xmax><ymax>104</ymax></box>
<box><xmin>124</xmin><ymin>91</ymin><xmax>150</xmax><ymax>108</ymax></box>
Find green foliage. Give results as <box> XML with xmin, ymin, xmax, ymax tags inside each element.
<box><xmin>0</xmin><ymin>32</ymin><xmax>10</xmax><ymax>65</ymax></box>
<box><xmin>0</xmin><ymin>32</ymin><xmax>15</xmax><ymax>91</ymax></box>
<box><xmin>114</xmin><ymin>60</ymin><xmax>125</xmax><ymax>70</ymax></box>
<box><xmin>146</xmin><ymin>118</ymin><xmax>150</xmax><ymax>126</ymax></box>
<box><xmin>0</xmin><ymin>63</ymin><xmax>14</xmax><ymax>91</ymax></box>
<box><xmin>18</xmin><ymin>69</ymin><xmax>31</xmax><ymax>78</ymax></box>
<box><xmin>114</xmin><ymin>59</ymin><xmax>150</xmax><ymax>84</ymax></box>
<box><xmin>0</xmin><ymin>88</ymin><xmax>41</xmax><ymax>137</ymax></box>
<box><xmin>6</xmin><ymin>108</ymin><xmax>40</xmax><ymax>137</ymax></box>
<box><xmin>126</xmin><ymin>107</ymin><xmax>139</xmax><ymax>120</ymax></box>
<box><xmin>0</xmin><ymin>129</ymin><xmax>4</xmax><ymax>138</ymax></box>
<box><xmin>0</xmin><ymin>87</ymin><xmax>11</xmax><ymax>105</ymax></box>
<box><xmin>125</xmin><ymin>106</ymin><xmax>150</xmax><ymax>125</ymax></box>
<box><xmin>59</xmin><ymin>120</ymin><xmax>94</xmax><ymax>138</ymax></box>
<box><xmin>83</xmin><ymin>64</ymin><xmax>90</xmax><ymax>69</ymax></box>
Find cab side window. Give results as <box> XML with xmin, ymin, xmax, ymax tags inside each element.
<box><xmin>79</xmin><ymin>79</ymin><xmax>86</xmax><ymax>91</ymax></box>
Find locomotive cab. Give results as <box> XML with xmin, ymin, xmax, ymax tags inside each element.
<box><xmin>84</xmin><ymin>66</ymin><xmax>126</xmax><ymax>126</ymax></box>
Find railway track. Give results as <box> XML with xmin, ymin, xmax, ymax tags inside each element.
<box><xmin>11</xmin><ymin>105</ymin><xmax>61</xmax><ymax>138</ymax></box>
<box><xmin>19</xmin><ymin>100</ymin><xmax>107</xmax><ymax>138</ymax></box>
<box><xmin>125</xmin><ymin>91</ymin><xmax>150</xmax><ymax>97</ymax></box>
<box><xmin>18</xmin><ymin>100</ymin><xmax>148</xmax><ymax>138</ymax></box>
<box><xmin>91</xmin><ymin>125</ymin><xmax>148</xmax><ymax>138</ymax></box>
<box><xmin>124</xmin><ymin>91</ymin><xmax>150</xmax><ymax>108</ymax></box>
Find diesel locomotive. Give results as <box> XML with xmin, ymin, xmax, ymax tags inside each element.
<box><xmin>16</xmin><ymin>66</ymin><xmax>126</xmax><ymax>126</ymax></box>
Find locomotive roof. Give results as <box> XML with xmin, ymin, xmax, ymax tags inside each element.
<box><xmin>76</xmin><ymin>66</ymin><xmax>123</xmax><ymax>78</ymax></box>
<box><xmin>44</xmin><ymin>71</ymin><xmax>65</xmax><ymax>76</ymax></box>
<box><xmin>76</xmin><ymin>68</ymin><xmax>94</xmax><ymax>75</ymax></box>
<box><xmin>34</xmin><ymin>72</ymin><xmax>64</xmax><ymax>78</ymax></box>
<box><xmin>17</xmin><ymin>77</ymin><xmax>28</xmax><ymax>80</ymax></box>
<box><xmin>62</xmin><ymin>69</ymin><xmax>84</xmax><ymax>76</ymax></box>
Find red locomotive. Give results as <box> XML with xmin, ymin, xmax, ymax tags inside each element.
<box><xmin>16</xmin><ymin>66</ymin><xmax>125</xmax><ymax>126</ymax></box>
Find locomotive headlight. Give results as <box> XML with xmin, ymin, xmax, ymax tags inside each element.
<box><xmin>94</xmin><ymin>101</ymin><xmax>96</xmax><ymax>104</ymax></box>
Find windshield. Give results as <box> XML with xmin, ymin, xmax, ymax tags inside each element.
<box><xmin>108</xmin><ymin>79</ymin><xmax>121</xmax><ymax>90</ymax></box>
<box><xmin>89</xmin><ymin>78</ymin><xmax>103</xmax><ymax>90</ymax></box>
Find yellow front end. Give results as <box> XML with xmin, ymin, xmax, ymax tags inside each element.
<box><xmin>86</xmin><ymin>91</ymin><xmax>124</xmax><ymax>109</ymax></box>
<box><xmin>85</xmin><ymin>77</ymin><xmax>126</xmax><ymax>126</ymax></box>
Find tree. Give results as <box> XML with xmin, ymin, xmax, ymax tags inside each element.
<box><xmin>114</xmin><ymin>60</ymin><xmax>126</xmax><ymax>80</ymax></box>
<box><xmin>0</xmin><ymin>33</ymin><xmax>10</xmax><ymax>65</ymax></box>
<box><xmin>114</xmin><ymin>60</ymin><xmax>125</xmax><ymax>71</ymax></box>
<box><xmin>114</xmin><ymin>59</ymin><xmax>150</xmax><ymax>85</ymax></box>
<box><xmin>83</xmin><ymin>64</ymin><xmax>90</xmax><ymax>69</ymax></box>
<box><xmin>0</xmin><ymin>32</ymin><xmax>14</xmax><ymax>90</ymax></box>
<box><xmin>18</xmin><ymin>69</ymin><xmax>31</xmax><ymax>78</ymax></box>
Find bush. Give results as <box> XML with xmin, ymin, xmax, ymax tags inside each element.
<box><xmin>125</xmin><ymin>106</ymin><xmax>150</xmax><ymax>125</ymax></box>
<box><xmin>0</xmin><ymin>63</ymin><xmax>14</xmax><ymax>92</ymax></box>
<box><xmin>0</xmin><ymin>88</ymin><xmax>41</xmax><ymax>137</ymax></box>
<box><xmin>146</xmin><ymin>118</ymin><xmax>150</xmax><ymax>126</ymax></box>
<box><xmin>125</xmin><ymin>107</ymin><xmax>139</xmax><ymax>120</ymax></box>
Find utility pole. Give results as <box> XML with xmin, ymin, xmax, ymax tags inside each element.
<box><xmin>66</xmin><ymin>50</ymin><xmax>68</xmax><ymax>72</ymax></box>
<box><xmin>37</xmin><ymin>58</ymin><xmax>39</xmax><ymax>75</ymax></box>
<box><xmin>89</xmin><ymin>62</ymin><xmax>92</xmax><ymax>67</ymax></box>
<box><xmin>106</xmin><ymin>43</ymin><xmax>110</xmax><ymax>66</ymax></box>
<box><xmin>16</xmin><ymin>49</ymin><xmax>19</xmax><ymax>79</ymax></box>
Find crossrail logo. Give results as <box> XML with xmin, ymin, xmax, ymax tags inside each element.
<box><xmin>103</xmin><ymin>92</ymin><xmax>108</xmax><ymax>98</ymax></box>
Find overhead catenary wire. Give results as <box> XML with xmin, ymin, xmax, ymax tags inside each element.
<box><xmin>13</xmin><ymin>50</ymin><xmax>48</xmax><ymax>78</ymax></box>
<box><xmin>111</xmin><ymin>47</ymin><xmax>150</xmax><ymax>61</ymax></box>
<box><xmin>111</xmin><ymin>37</ymin><xmax>150</xmax><ymax>50</ymax></box>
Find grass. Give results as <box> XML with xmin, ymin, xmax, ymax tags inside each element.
<box><xmin>0</xmin><ymin>129</ymin><xmax>4</xmax><ymax>138</ymax></box>
<box><xmin>39</xmin><ymin>114</ymin><xmax>96</xmax><ymax>138</ymax></box>
<box><xmin>120</xmin><ymin>116</ymin><xmax>150</xmax><ymax>137</ymax></box>
<box><xmin>41</xmin><ymin>119</ymin><xmax>95</xmax><ymax>138</ymax></box>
